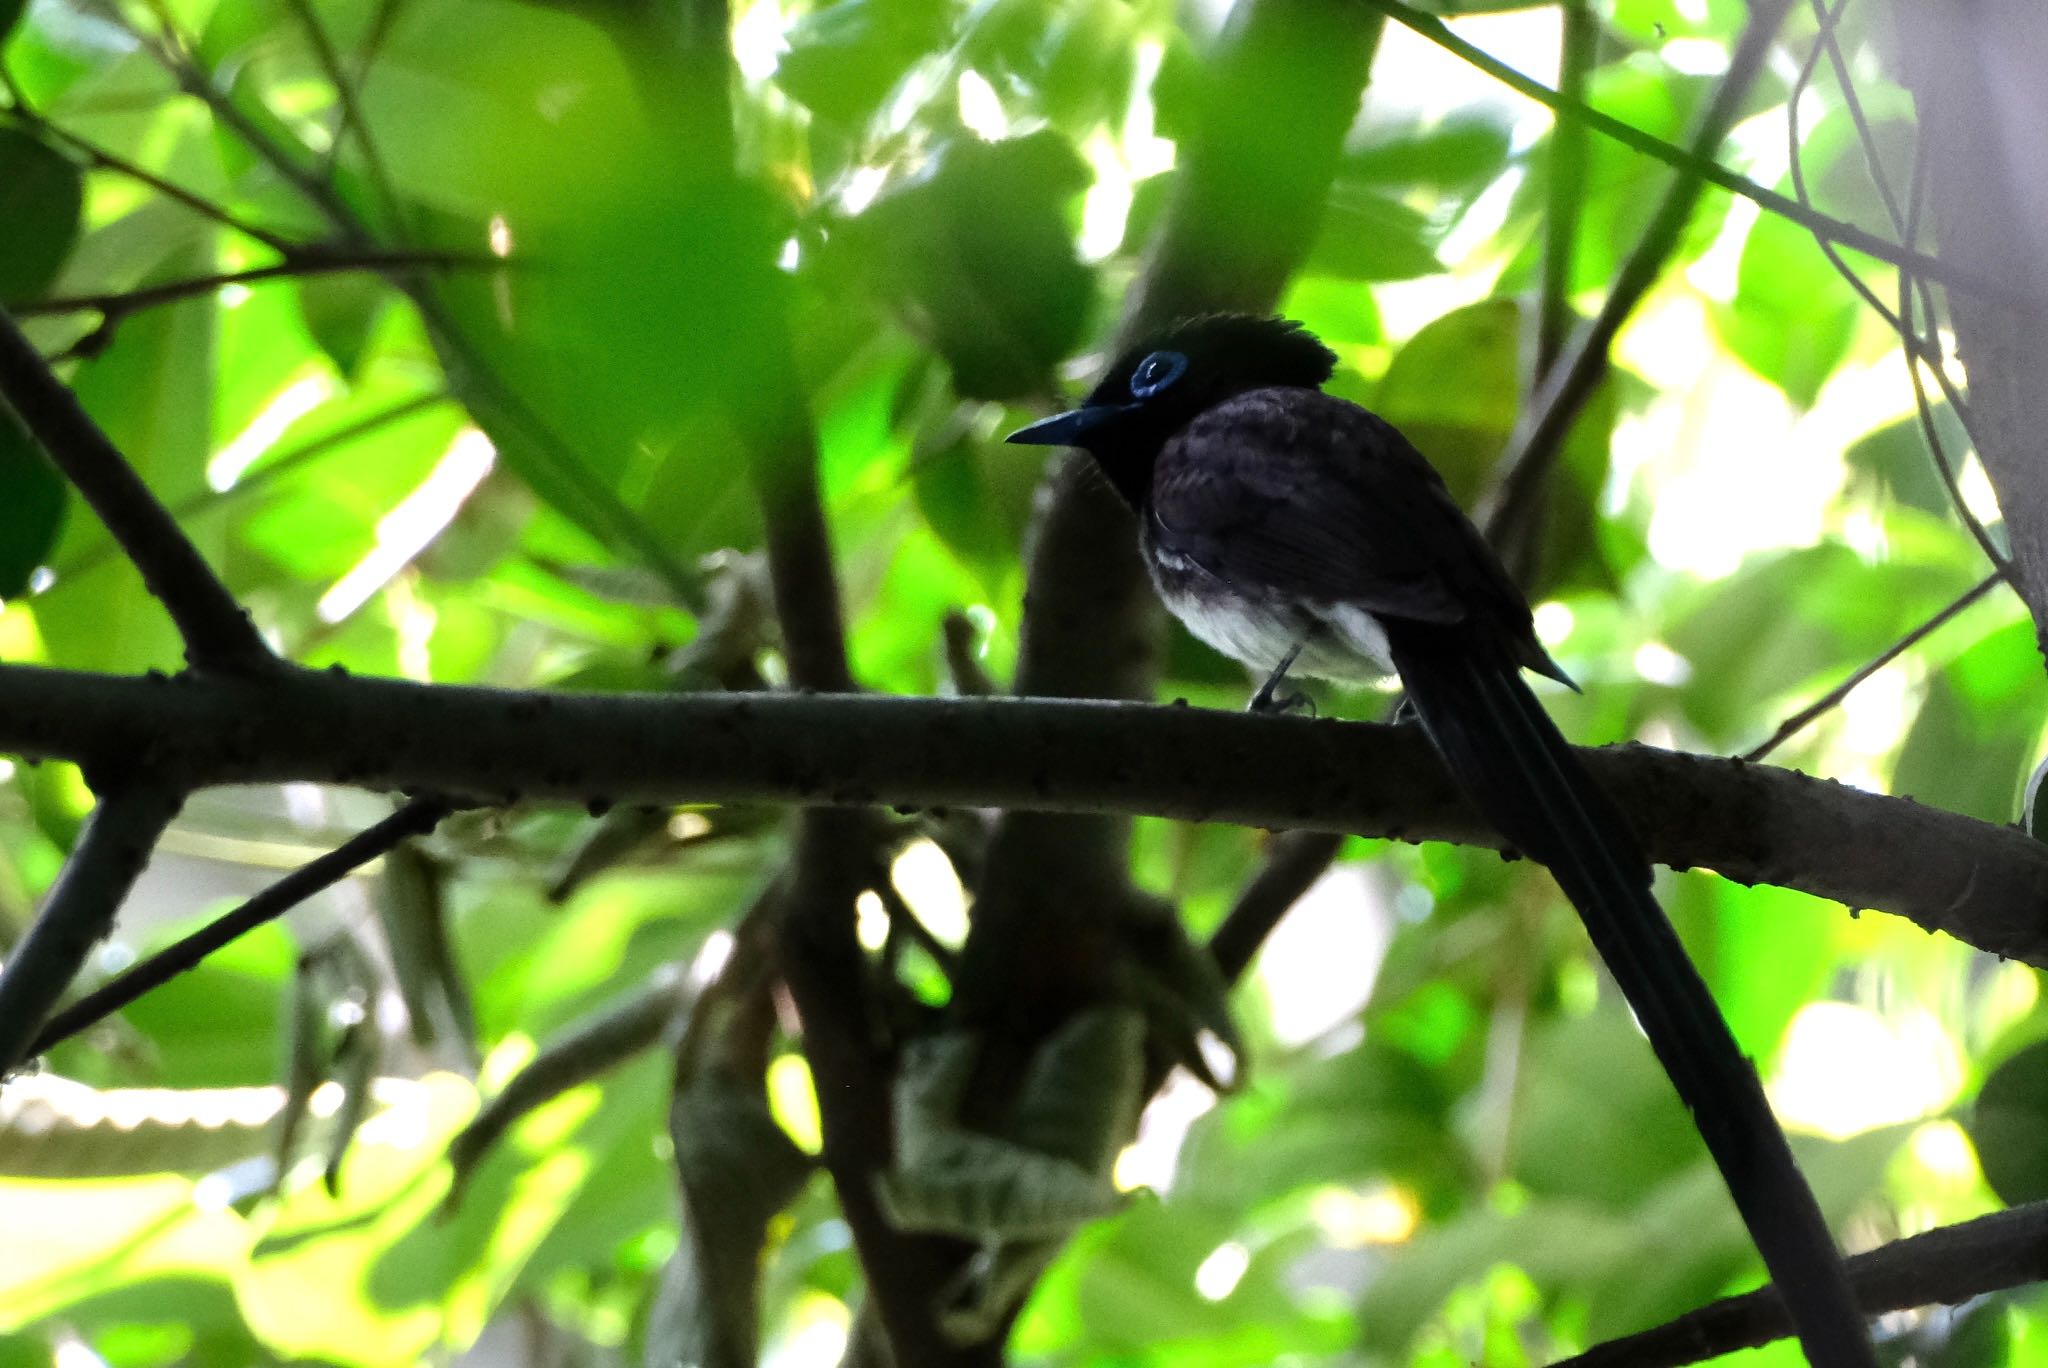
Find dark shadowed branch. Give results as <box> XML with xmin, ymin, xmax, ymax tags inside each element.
<box><xmin>0</xmin><ymin>308</ymin><xmax>276</xmax><ymax>672</ymax></box>
<box><xmin>0</xmin><ymin>783</ymin><xmax>183</xmax><ymax>1075</ymax></box>
<box><xmin>1</xmin><ymin>662</ymin><xmax>2043</xmax><ymax>968</ymax></box>
<box><xmin>1555</xmin><ymin>1200</ymin><xmax>2048</xmax><ymax>1368</ymax></box>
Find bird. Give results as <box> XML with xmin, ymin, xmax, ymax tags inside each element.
<box><xmin>1008</xmin><ymin>314</ymin><xmax>1874</xmax><ymax>1367</ymax></box>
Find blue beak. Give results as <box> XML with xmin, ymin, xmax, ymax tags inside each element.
<box><xmin>1005</xmin><ymin>403</ymin><xmax>1136</xmax><ymax>447</ymax></box>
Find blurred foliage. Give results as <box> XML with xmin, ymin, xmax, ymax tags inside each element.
<box><xmin>2</xmin><ymin>0</ymin><xmax>2045</xmax><ymax>1364</ymax></box>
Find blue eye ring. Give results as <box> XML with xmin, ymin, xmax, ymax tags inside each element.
<box><xmin>1129</xmin><ymin>350</ymin><xmax>1189</xmax><ymax>399</ymax></box>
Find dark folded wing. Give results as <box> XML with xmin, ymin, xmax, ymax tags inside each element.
<box><xmin>1148</xmin><ymin>388</ymin><xmax>1515</xmax><ymax>630</ymax></box>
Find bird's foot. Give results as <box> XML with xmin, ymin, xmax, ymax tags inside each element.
<box><xmin>1247</xmin><ymin>681</ymin><xmax>1316</xmax><ymax>717</ymax></box>
<box><xmin>1249</xmin><ymin>644</ymin><xmax>1310</xmax><ymax>715</ymax></box>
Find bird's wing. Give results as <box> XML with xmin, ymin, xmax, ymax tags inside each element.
<box><xmin>1147</xmin><ymin>388</ymin><xmax>1496</xmax><ymax>626</ymax></box>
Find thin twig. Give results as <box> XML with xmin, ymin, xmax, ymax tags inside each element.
<box><xmin>105</xmin><ymin>0</ymin><xmax>706</xmax><ymax>612</ymax></box>
<box><xmin>1786</xmin><ymin>1</ymin><xmax>1911</xmax><ymax>338</ymax></box>
<box><xmin>0</xmin><ymin>87</ymin><xmax>299</xmax><ymax>254</ymax></box>
<box><xmin>17</xmin><ymin>249</ymin><xmax>488</xmax><ymax>319</ymax></box>
<box><xmin>0</xmin><ymin>307</ymin><xmax>276</xmax><ymax>671</ymax></box>
<box><xmin>1481</xmin><ymin>0</ymin><xmax>1792</xmax><ymax>550</ymax></box>
<box><xmin>444</xmin><ymin>959</ymin><xmax>690</xmax><ymax>1203</ymax></box>
<box><xmin>1788</xmin><ymin>0</ymin><xmax>2003</xmax><ymax>579</ymax></box>
<box><xmin>30</xmin><ymin>796</ymin><xmax>455</xmax><ymax>1057</ymax></box>
<box><xmin>1742</xmin><ymin>571</ymin><xmax>2005</xmax><ymax>762</ymax></box>
<box><xmin>1355</xmin><ymin>0</ymin><xmax>2010</xmax><ymax>300</ymax></box>
<box><xmin>281</xmin><ymin>0</ymin><xmax>409</xmax><ymax>239</ymax></box>
<box><xmin>0</xmin><ymin>782</ymin><xmax>184</xmax><ymax>1075</ymax></box>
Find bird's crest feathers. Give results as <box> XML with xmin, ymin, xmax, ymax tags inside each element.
<box><xmin>1087</xmin><ymin>314</ymin><xmax>1337</xmax><ymax>407</ymax></box>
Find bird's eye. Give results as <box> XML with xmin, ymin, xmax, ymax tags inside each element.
<box><xmin>1129</xmin><ymin>350</ymin><xmax>1189</xmax><ymax>399</ymax></box>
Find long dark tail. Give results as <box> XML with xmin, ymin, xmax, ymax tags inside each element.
<box><xmin>1384</xmin><ymin>621</ymin><xmax>1874</xmax><ymax>1368</ymax></box>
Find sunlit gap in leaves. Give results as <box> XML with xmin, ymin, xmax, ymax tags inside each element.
<box><xmin>316</xmin><ymin>429</ymin><xmax>497</xmax><ymax>624</ymax></box>
<box><xmin>731</xmin><ymin>0</ymin><xmax>786</xmax><ymax>82</ymax></box>
<box><xmin>207</xmin><ymin>373</ymin><xmax>337</xmax><ymax>491</ymax></box>
<box><xmin>1193</xmin><ymin>1240</ymin><xmax>1250</xmax><ymax>1301</ymax></box>
<box><xmin>1769</xmin><ymin>1001</ymin><xmax>1966</xmax><ymax>1139</ymax></box>
<box><xmin>1257</xmin><ymin>863</ymin><xmax>1391</xmax><ymax>1049</ymax></box>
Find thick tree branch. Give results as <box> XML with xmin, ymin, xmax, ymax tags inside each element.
<box><xmin>28</xmin><ymin>796</ymin><xmax>453</xmax><ymax>1058</ymax></box>
<box><xmin>1555</xmin><ymin>1200</ymin><xmax>2048</xmax><ymax>1368</ymax></box>
<box><xmin>0</xmin><ymin>309</ymin><xmax>275</xmax><ymax>672</ymax></box>
<box><xmin>0</xmin><ymin>663</ymin><xmax>2041</xmax><ymax>968</ymax></box>
<box><xmin>0</xmin><ymin>783</ymin><xmax>183</xmax><ymax>1075</ymax></box>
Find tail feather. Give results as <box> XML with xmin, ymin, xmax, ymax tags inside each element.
<box><xmin>1384</xmin><ymin>621</ymin><xmax>1873</xmax><ymax>1368</ymax></box>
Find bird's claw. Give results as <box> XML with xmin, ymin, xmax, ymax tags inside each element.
<box><xmin>1247</xmin><ymin>683</ymin><xmax>1316</xmax><ymax>717</ymax></box>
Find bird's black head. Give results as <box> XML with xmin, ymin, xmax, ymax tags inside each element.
<box><xmin>1006</xmin><ymin>315</ymin><xmax>1338</xmax><ymax>506</ymax></box>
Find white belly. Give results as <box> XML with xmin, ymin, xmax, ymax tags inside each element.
<box><xmin>1155</xmin><ymin>580</ymin><xmax>1395</xmax><ymax>685</ymax></box>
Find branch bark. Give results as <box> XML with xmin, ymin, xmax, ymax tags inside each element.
<box><xmin>0</xmin><ymin>782</ymin><xmax>183</xmax><ymax>1074</ymax></box>
<box><xmin>1</xmin><ymin>662</ymin><xmax>2042</xmax><ymax>967</ymax></box>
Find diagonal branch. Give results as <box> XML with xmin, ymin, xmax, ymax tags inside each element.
<box><xmin>0</xmin><ymin>782</ymin><xmax>183</xmax><ymax>1075</ymax></box>
<box><xmin>1554</xmin><ymin>1199</ymin><xmax>2048</xmax><ymax>1368</ymax></box>
<box><xmin>28</xmin><ymin>796</ymin><xmax>454</xmax><ymax>1058</ymax></box>
<box><xmin>0</xmin><ymin>86</ymin><xmax>298</xmax><ymax>255</ymax></box>
<box><xmin>1481</xmin><ymin>0</ymin><xmax>1790</xmax><ymax>553</ymax></box>
<box><xmin>0</xmin><ymin>308</ymin><xmax>275</xmax><ymax>672</ymax></box>
<box><xmin>1743</xmin><ymin>571</ymin><xmax>2006</xmax><ymax>761</ymax></box>
<box><xmin>17</xmin><ymin>250</ymin><xmax>488</xmax><ymax>320</ymax></box>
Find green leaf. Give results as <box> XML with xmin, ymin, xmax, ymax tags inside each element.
<box><xmin>774</xmin><ymin>0</ymin><xmax>953</xmax><ymax>127</ymax></box>
<box><xmin>1845</xmin><ymin>401</ymin><xmax>1966</xmax><ymax>521</ymax></box>
<box><xmin>0</xmin><ymin>126</ymin><xmax>84</xmax><ymax>303</ymax></box>
<box><xmin>1894</xmin><ymin>617</ymin><xmax>2045</xmax><ymax>824</ymax></box>
<box><xmin>1971</xmin><ymin>1039</ymin><xmax>2048</xmax><ymax>1206</ymax></box>
<box><xmin>0</xmin><ymin>0</ymin><xmax>27</xmax><ymax>47</ymax></box>
<box><xmin>1507</xmin><ymin>1008</ymin><xmax>1698</xmax><ymax>1208</ymax></box>
<box><xmin>1373</xmin><ymin>299</ymin><xmax>1520</xmax><ymax>505</ymax></box>
<box><xmin>1666</xmin><ymin>547</ymin><xmax>1979</xmax><ymax>744</ymax></box>
<box><xmin>1347</xmin><ymin>111</ymin><xmax>1513</xmax><ymax>197</ymax></box>
<box><xmin>1303</xmin><ymin>186</ymin><xmax>1443</xmax><ymax>282</ymax></box>
<box><xmin>842</xmin><ymin>130</ymin><xmax>1094</xmax><ymax>400</ymax></box>
<box><xmin>37</xmin><ymin>246</ymin><xmax>217</xmax><ymax>674</ymax></box>
<box><xmin>295</xmin><ymin>272</ymin><xmax>390</xmax><ymax>380</ymax></box>
<box><xmin>1715</xmin><ymin>202</ymin><xmax>1861</xmax><ymax>409</ymax></box>
<box><xmin>0</xmin><ymin>406</ymin><xmax>67</xmax><ymax>600</ymax></box>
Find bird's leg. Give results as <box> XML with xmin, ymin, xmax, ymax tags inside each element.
<box><xmin>1248</xmin><ymin>643</ymin><xmax>1313</xmax><ymax>715</ymax></box>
